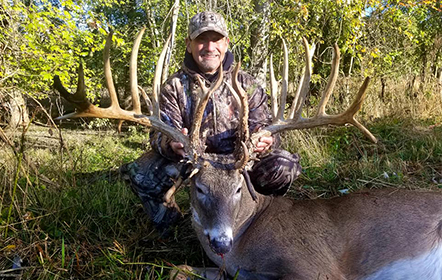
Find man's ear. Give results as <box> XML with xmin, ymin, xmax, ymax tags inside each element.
<box><xmin>185</xmin><ymin>37</ymin><xmax>192</xmax><ymax>53</ymax></box>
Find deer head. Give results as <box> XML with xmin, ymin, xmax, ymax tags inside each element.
<box><xmin>189</xmin><ymin>157</ymin><xmax>245</xmax><ymax>255</ymax></box>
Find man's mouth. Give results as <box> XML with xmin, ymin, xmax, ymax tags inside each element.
<box><xmin>201</xmin><ymin>53</ymin><xmax>219</xmax><ymax>59</ymax></box>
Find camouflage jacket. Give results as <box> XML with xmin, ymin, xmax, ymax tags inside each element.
<box><xmin>150</xmin><ymin>60</ymin><xmax>276</xmax><ymax>161</ymax></box>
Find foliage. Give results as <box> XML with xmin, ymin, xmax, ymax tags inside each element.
<box><xmin>1</xmin><ymin>0</ymin><xmax>441</xmax><ymax>118</ymax></box>
<box><xmin>1</xmin><ymin>0</ymin><xmax>105</xmax><ymax>98</ymax></box>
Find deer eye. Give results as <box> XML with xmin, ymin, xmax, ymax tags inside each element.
<box><xmin>236</xmin><ymin>187</ymin><xmax>242</xmax><ymax>194</ymax></box>
<box><xmin>196</xmin><ymin>186</ymin><xmax>205</xmax><ymax>194</ymax></box>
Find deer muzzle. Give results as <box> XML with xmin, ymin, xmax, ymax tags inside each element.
<box><xmin>209</xmin><ymin>234</ymin><xmax>233</xmax><ymax>255</ymax></box>
<box><xmin>204</xmin><ymin>226</ymin><xmax>233</xmax><ymax>255</ymax></box>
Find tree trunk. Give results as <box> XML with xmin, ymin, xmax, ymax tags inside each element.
<box><xmin>161</xmin><ymin>0</ymin><xmax>179</xmax><ymax>84</ymax></box>
<box><xmin>380</xmin><ymin>77</ymin><xmax>386</xmax><ymax>103</ymax></box>
<box><xmin>407</xmin><ymin>75</ymin><xmax>416</xmax><ymax>98</ymax></box>
<box><xmin>6</xmin><ymin>90</ymin><xmax>29</xmax><ymax>128</ymax></box>
<box><xmin>145</xmin><ymin>0</ymin><xmax>160</xmax><ymax>49</ymax></box>
<box><xmin>249</xmin><ymin>0</ymin><xmax>270</xmax><ymax>88</ymax></box>
<box><xmin>419</xmin><ymin>48</ymin><xmax>427</xmax><ymax>94</ymax></box>
<box><xmin>438</xmin><ymin>69</ymin><xmax>442</xmax><ymax>101</ymax></box>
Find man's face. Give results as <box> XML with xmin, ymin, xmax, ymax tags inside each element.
<box><xmin>186</xmin><ymin>31</ymin><xmax>230</xmax><ymax>74</ymax></box>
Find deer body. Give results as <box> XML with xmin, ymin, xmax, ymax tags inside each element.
<box><xmin>190</xmin><ymin>162</ymin><xmax>442</xmax><ymax>279</ymax></box>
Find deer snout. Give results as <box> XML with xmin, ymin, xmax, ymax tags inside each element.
<box><xmin>209</xmin><ymin>234</ymin><xmax>233</xmax><ymax>255</ymax></box>
<box><xmin>205</xmin><ymin>227</ymin><xmax>233</xmax><ymax>255</ymax></box>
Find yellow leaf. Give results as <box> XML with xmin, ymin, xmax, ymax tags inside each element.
<box><xmin>2</xmin><ymin>245</ymin><xmax>16</xmax><ymax>252</ymax></box>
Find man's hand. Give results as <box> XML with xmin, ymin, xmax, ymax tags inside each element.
<box><xmin>254</xmin><ymin>135</ymin><xmax>273</xmax><ymax>154</ymax></box>
<box><xmin>170</xmin><ymin>128</ymin><xmax>188</xmax><ymax>157</ymax></box>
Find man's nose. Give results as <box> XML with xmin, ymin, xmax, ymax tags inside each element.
<box><xmin>204</xmin><ymin>40</ymin><xmax>216</xmax><ymax>52</ymax></box>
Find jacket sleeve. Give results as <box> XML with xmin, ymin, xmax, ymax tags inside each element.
<box><xmin>149</xmin><ymin>77</ymin><xmax>185</xmax><ymax>161</ymax></box>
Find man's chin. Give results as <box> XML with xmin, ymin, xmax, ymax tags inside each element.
<box><xmin>199</xmin><ymin>62</ymin><xmax>220</xmax><ymax>74</ymax></box>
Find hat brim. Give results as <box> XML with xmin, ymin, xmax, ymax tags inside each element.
<box><xmin>189</xmin><ymin>27</ymin><xmax>228</xmax><ymax>40</ymax></box>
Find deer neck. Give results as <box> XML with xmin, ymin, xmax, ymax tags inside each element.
<box><xmin>233</xmin><ymin>189</ymin><xmax>273</xmax><ymax>239</ymax></box>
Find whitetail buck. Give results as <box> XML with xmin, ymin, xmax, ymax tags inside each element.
<box><xmin>54</xmin><ymin>29</ymin><xmax>442</xmax><ymax>279</ymax></box>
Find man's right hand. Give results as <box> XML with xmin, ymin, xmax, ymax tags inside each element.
<box><xmin>170</xmin><ymin>128</ymin><xmax>188</xmax><ymax>157</ymax></box>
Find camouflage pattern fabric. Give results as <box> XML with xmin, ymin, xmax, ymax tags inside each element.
<box><xmin>188</xmin><ymin>11</ymin><xmax>228</xmax><ymax>40</ymax></box>
<box><xmin>150</xmin><ymin>62</ymin><xmax>276</xmax><ymax>160</ymax></box>
<box><xmin>248</xmin><ymin>149</ymin><xmax>302</xmax><ymax>196</ymax></box>
<box><xmin>120</xmin><ymin>151</ymin><xmax>183</xmax><ymax>234</ymax></box>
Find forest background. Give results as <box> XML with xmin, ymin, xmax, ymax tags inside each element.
<box><xmin>1</xmin><ymin>0</ymin><xmax>442</xmax><ymax>279</ymax></box>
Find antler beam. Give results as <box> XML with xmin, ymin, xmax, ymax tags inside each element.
<box><xmin>245</xmin><ymin>38</ymin><xmax>377</xmax><ymax>149</ymax></box>
<box><xmin>53</xmin><ymin>29</ymin><xmax>189</xmax><ymax>148</ymax></box>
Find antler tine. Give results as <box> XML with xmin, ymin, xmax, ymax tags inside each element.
<box><xmin>289</xmin><ymin>37</ymin><xmax>315</xmax><ymax>120</ymax></box>
<box><xmin>231</xmin><ymin>62</ymin><xmax>250</xmax><ymax>170</ymax></box>
<box><xmin>339</xmin><ymin>77</ymin><xmax>377</xmax><ymax>143</ymax></box>
<box><xmin>276</xmin><ymin>39</ymin><xmax>289</xmax><ymax>121</ymax></box>
<box><xmin>153</xmin><ymin>33</ymin><xmax>173</xmax><ymax>118</ymax></box>
<box><xmin>129</xmin><ymin>27</ymin><xmax>146</xmax><ymax>114</ymax></box>
<box><xmin>188</xmin><ymin>65</ymin><xmax>224</xmax><ymax>156</ymax></box>
<box><xmin>269</xmin><ymin>54</ymin><xmax>278</xmax><ymax>120</ymax></box>
<box><xmin>104</xmin><ymin>30</ymin><xmax>120</xmax><ymax>110</ymax></box>
<box><xmin>75</xmin><ymin>62</ymin><xmax>86</xmax><ymax>99</ymax></box>
<box><xmin>232</xmin><ymin>63</ymin><xmax>249</xmax><ymax>142</ymax></box>
<box><xmin>316</xmin><ymin>43</ymin><xmax>340</xmax><ymax>117</ymax></box>
<box><xmin>291</xmin><ymin>37</ymin><xmax>315</xmax><ymax>120</ymax></box>
<box><xmin>138</xmin><ymin>85</ymin><xmax>153</xmax><ymax>115</ymax></box>
<box><xmin>248</xmin><ymin>38</ymin><xmax>377</xmax><ymax>145</ymax></box>
<box><xmin>54</xmin><ymin>63</ymin><xmax>88</xmax><ymax>114</ymax></box>
<box><xmin>54</xmin><ymin>31</ymin><xmax>126</xmax><ymax>120</ymax></box>
<box><xmin>54</xmin><ymin>30</ymin><xmax>189</xmax><ymax>147</ymax></box>
<box><xmin>248</xmin><ymin>37</ymin><xmax>316</xmax><ymax>146</ymax></box>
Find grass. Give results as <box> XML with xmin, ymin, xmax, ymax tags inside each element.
<box><xmin>0</xmin><ymin>126</ymin><xmax>207</xmax><ymax>279</ymax></box>
<box><xmin>1</xmin><ymin>76</ymin><xmax>442</xmax><ymax>279</ymax></box>
<box><xmin>283</xmin><ymin>117</ymin><xmax>442</xmax><ymax>199</ymax></box>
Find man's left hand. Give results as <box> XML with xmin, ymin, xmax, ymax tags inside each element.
<box><xmin>254</xmin><ymin>136</ymin><xmax>273</xmax><ymax>154</ymax></box>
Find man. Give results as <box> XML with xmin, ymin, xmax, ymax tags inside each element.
<box><xmin>122</xmin><ymin>11</ymin><xmax>301</xmax><ymax>233</ymax></box>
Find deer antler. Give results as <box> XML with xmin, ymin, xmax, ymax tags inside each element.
<box><xmin>54</xmin><ymin>27</ymin><xmax>226</xmax><ymax>179</ymax></box>
<box><xmin>231</xmin><ymin>38</ymin><xmax>376</xmax><ymax>167</ymax></box>
<box><xmin>244</xmin><ymin>38</ymin><xmax>377</xmax><ymax>152</ymax></box>
<box><xmin>54</xmin><ymin>28</ymin><xmax>225</xmax><ymax>205</ymax></box>
<box><xmin>188</xmin><ymin>68</ymin><xmax>223</xmax><ymax>160</ymax></box>
<box><xmin>53</xmin><ymin>28</ymin><xmax>190</xmax><ymax>149</ymax></box>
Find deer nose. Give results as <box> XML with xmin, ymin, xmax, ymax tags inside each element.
<box><xmin>209</xmin><ymin>235</ymin><xmax>233</xmax><ymax>255</ymax></box>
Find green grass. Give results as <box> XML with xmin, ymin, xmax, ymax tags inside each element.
<box><xmin>1</xmin><ymin>77</ymin><xmax>442</xmax><ymax>279</ymax></box>
<box><xmin>0</xmin><ymin>126</ymin><xmax>208</xmax><ymax>279</ymax></box>
<box><xmin>283</xmin><ymin>117</ymin><xmax>442</xmax><ymax>199</ymax></box>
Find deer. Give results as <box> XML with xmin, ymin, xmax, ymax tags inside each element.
<box><xmin>53</xmin><ymin>29</ymin><xmax>442</xmax><ymax>280</ymax></box>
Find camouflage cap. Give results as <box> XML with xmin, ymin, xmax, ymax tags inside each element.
<box><xmin>188</xmin><ymin>11</ymin><xmax>228</xmax><ymax>40</ymax></box>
